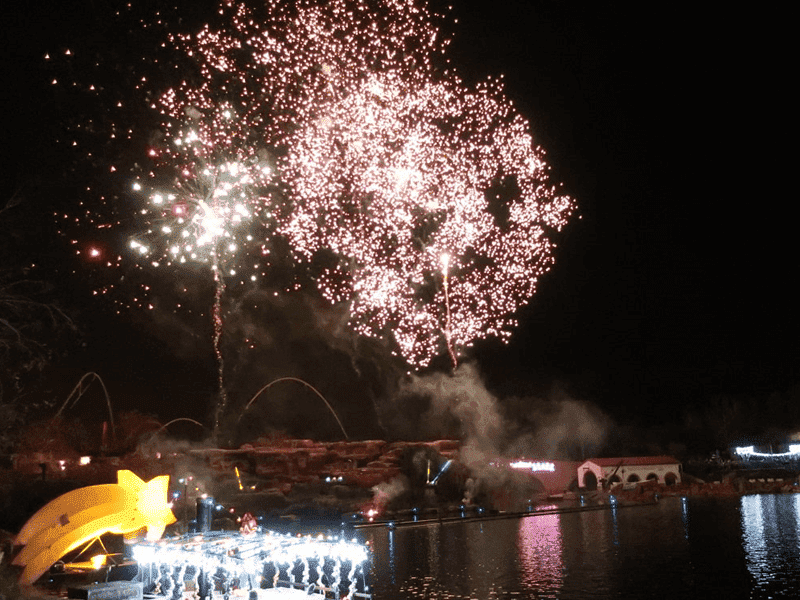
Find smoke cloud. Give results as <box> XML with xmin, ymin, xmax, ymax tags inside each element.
<box><xmin>127</xmin><ymin>272</ymin><xmax>613</xmax><ymax>465</ymax></box>
<box><xmin>503</xmin><ymin>385</ymin><xmax>612</xmax><ymax>460</ymax></box>
<box><xmin>371</xmin><ymin>475</ymin><xmax>410</xmax><ymax>510</ymax></box>
<box><xmin>379</xmin><ymin>362</ymin><xmax>612</xmax><ymax>468</ymax></box>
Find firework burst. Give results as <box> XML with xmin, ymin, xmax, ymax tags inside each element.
<box><xmin>63</xmin><ymin>0</ymin><xmax>574</xmax><ymax>372</ymax></box>
<box><xmin>281</xmin><ymin>73</ymin><xmax>573</xmax><ymax>366</ymax></box>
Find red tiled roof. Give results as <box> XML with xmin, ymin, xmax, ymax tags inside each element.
<box><xmin>583</xmin><ymin>456</ymin><xmax>679</xmax><ymax>467</ymax></box>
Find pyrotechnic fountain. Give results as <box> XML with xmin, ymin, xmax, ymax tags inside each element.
<box><xmin>54</xmin><ymin>372</ymin><xmax>116</xmax><ymax>439</ymax></box>
<box><xmin>237</xmin><ymin>377</ymin><xmax>350</xmax><ymax>440</ymax></box>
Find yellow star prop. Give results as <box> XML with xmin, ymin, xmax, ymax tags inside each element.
<box><xmin>14</xmin><ymin>470</ymin><xmax>176</xmax><ymax>585</ymax></box>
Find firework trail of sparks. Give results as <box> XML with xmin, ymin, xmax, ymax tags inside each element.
<box><xmin>126</xmin><ymin>121</ymin><xmax>274</xmax><ymax>436</ymax></box>
<box><xmin>211</xmin><ymin>260</ymin><xmax>228</xmax><ymax>432</ymax></box>
<box><xmin>440</xmin><ymin>253</ymin><xmax>457</xmax><ymax>371</ymax></box>
<box><xmin>64</xmin><ymin>0</ymin><xmax>574</xmax><ymax>389</ymax></box>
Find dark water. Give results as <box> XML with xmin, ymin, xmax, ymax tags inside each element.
<box><xmin>358</xmin><ymin>494</ymin><xmax>800</xmax><ymax>599</ymax></box>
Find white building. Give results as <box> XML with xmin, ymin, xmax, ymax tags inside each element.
<box><xmin>577</xmin><ymin>456</ymin><xmax>682</xmax><ymax>489</ymax></box>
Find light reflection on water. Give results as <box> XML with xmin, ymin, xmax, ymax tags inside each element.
<box><xmin>517</xmin><ymin>513</ymin><xmax>562</xmax><ymax>597</ymax></box>
<box><xmin>362</xmin><ymin>494</ymin><xmax>800</xmax><ymax>599</ymax></box>
<box><xmin>741</xmin><ymin>494</ymin><xmax>800</xmax><ymax>598</ymax></box>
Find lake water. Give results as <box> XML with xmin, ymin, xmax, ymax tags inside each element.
<box><xmin>358</xmin><ymin>494</ymin><xmax>800</xmax><ymax>599</ymax></box>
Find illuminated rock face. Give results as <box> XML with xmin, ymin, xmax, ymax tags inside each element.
<box><xmin>13</xmin><ymin>470</ymin><xmax>176</xmax><ymax>586</ymax></box>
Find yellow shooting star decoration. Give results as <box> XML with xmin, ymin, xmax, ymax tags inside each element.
<box><xmin>13</xmin><ymin>470</ymin><xmax>176</xmax><ymax>586</ymax></box>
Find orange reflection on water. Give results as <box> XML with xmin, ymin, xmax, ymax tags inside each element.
<box><xmin>518</xmin><ymin>513</ymin><xmax>563</xmax><ymax>594</ymax></box>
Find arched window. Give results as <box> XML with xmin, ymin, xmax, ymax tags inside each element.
<box><xmin>609</xmin><ymin>474</ymin><xmax>621</xmax><ymax>484</ymax></box>
<box><xmin>583</xmin><ymin>471</ymin><xmax>598</xmax><ymax>490</ymax></box>
<box><xmin>627</xmin><ymin>474</ymin><xmax>640</xmax><ymax>483</ymax></box>
<box><xmin>646</xmin><ymin>473</ymin><xmax>658</xmax><ymax>481</ymax></box>
<box><xmin>664</xmin><ymin>472</ymin><xmax>678</xmax><ymax>486</ymax></box>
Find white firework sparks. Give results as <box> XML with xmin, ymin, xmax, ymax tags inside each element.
<box><xmin>66</xmin><ymin>0</ymin><xmax>575</xmax><ymax>369</ymax></box>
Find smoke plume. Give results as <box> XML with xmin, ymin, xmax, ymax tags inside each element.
<box><xmin>380</xmin><ymin>362</ymin><xmax>612</xmax><ymax>467</ymax></box>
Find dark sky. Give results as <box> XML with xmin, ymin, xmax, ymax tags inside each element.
<box><xmin>3</xmin><ymin>1</ymin><xmax>797</xmax><ymax>442</ymax></box>
<box><xmin>450</xmin><ymin>4</ymin><xmax>797</xmax><ymax>418</ymax></box>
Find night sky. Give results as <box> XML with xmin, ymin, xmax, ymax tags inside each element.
<box><xmin>3</xmin><ymin>1</ymin><xmax>797</xmax><ymax>449</ymax></box>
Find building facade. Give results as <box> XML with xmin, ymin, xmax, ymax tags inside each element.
<box><xmin>577</xmin><ymin>456</ymin><xmax>682</xmax><ymax>489</ymax></box>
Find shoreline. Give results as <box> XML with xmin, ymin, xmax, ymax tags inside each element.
<box><xmin>353</xmin><ymin>477</ymin><xmax>800</xmax><ymax>530</ymax></box>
